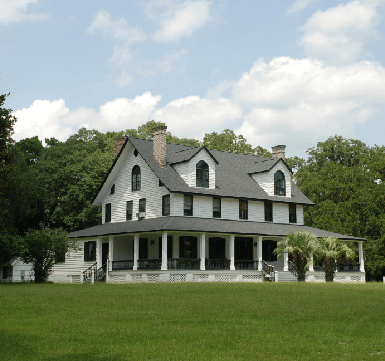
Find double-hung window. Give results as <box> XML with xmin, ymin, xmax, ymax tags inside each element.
<box><xmin>126</xmin><ymin>201</ymin><xmax>133</xmax><ymax>220</ymax></box>
<box><xmin>289</xmin><ymin>204</ymin><xmax>297</xmax><ymax>223</ymax></box>
<box><xmin>264</xmin><ymin>202</ymin><xmax>273</xmax><ymax>222</ymax></box>
<box><xmin>184</xmin><ymin>195</ymin><xmax>193</xmax><ymax>216</ymax></box>
<box><xmin>196</xmin><ymin>160</ymin><xmax>209</xmax><ymax>187</ymax></box>
<box><xmin>162</xmin><ymin>195</ymin><xmax>170</xmax><ymax>216</ymax></box>
<box><xmin>105</xmin><ymin>203</ymin><xmax>111</xmax><ymax>223</ymax></box>
<box><xmin>139</xmin><ymin>198</ymin><xmax>146</xmax><ymax>213</ymax></box>
<box><xmin>84</xmin><ymin>241</ymin><xmax>96</xmax><ymax>261</ymax></box>
<box><xmin>213</xmin><ymin>197</ymin><xmax>221</xmax><ymax>218</ymax></box>
<box><xmin>239</xmin><ymin>199</ymin><xmax>248</xmax><ymax>220</ymax></box>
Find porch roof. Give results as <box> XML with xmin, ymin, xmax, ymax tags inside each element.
<box><xmin>68</xmin><ymin>217</ymin><xmax>365</xmax><ymax>241</ymax></box>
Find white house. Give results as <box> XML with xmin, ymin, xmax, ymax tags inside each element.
<box><xmin>51</xmin><ymin>125</ymin><xmax>366</xmax><ymax>283</ymax></box>
<box><xmin>1</xmin><ymin>258</ymin><xmax>34</xmax><ymax>282</ymax></box>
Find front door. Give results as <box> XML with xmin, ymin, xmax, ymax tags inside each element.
<box><xmin>102</xmin><ymin>243</ymin><xmax>109</xmax><ymax>270</ymax></box>
<box><xmin>262</xmin><ymin>240</ymin><xmax>277</xmax><ymax>262</ymax></box>
<box><xmin>209</xmin><ymin>237</ymin><xmax>225</xmax><ymax>259</ymax></box>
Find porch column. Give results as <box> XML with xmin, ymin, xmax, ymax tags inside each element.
<box><xmin>358</xmin><ymin>241</ymin><xmax>365</xmax><ymax>272</ymax></box>
<box><xmin>229</xmin><ymin>235</ymin><xmax>235</xmax><ymax>270</ymax></box>
<box><xmin>108</xmin><ymin>236</ymin><xmax>114</xmax><ymax>271</ymax></box>
<box><xmin>133</xmin><ymin>234</ymin><xmax>140</xmax><ymax>271</ymax></box>
<box><xmin>161</xmin><ymin>232</ymin><xmax>168</xmax><ymax>270</ymax></box>
<box><xmin>257</xmin><ymin>236</ymin><xmax>263</xmax><ymax>271</ymax></box>
<box><xmin>309</xmin><ymin>254</ymin><xmax>314</xmax><ymax>272</ymax></box>
<box><xmin>97</xmin><ymin>237</ymin><xmax>103</xmax><ymax>269</ymax></box>
<box><xmin>283</xmin><ymin>251</ymin><xmax>289</xmax><ymax>272</ymax></box>
<box><xmin>200</xmin><ymin>233</ymin><xmax>206</xmax><ymax>270</ymax></box>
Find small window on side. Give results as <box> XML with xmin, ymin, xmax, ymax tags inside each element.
<box><xmin>139</xmin><ymin>198</ymin><xmax>146</xmax><ymax>213</ymax></box>
<box><xmin>110</xmin><ymin>184</ymin><xmax>115</xmax><ymax>195</ymax></box>
<box><xmin>105</xmin><ymin>203</ymin><xmax>111</xmax><ymax>223</ymax></box>
<box><xmin>184</xmin><ymin>195</ymin><xmax>193</xmax><ymax>216</ymax></box>
<box><xmin>289</xmin><ymin>204</ymin><xmax>297</xmax><ymax>223</ymax></box>
<box><xmin>126</xmin><ymin>201</ymin><xmax>133</xmax><ymax>220</ymax></box>
<box><xmin>239</xmin><ymin>199</ymin><xmax>248</xmax><ymax>220</ymax></box>
<box><xmin>264</xmin><ymin>202</ymin><xmax>273</xmax><ymax>222</ymax></box>
<box><xmin>162</xmin><ymin>195</ymin><xmax>170</xmax><ymax>216</ymax></box>
<box><xmin>213</xmin><ymin>197</ymin><xmax>221</xmax><ymax>218</ymax></box>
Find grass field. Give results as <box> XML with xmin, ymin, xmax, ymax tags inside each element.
<box><xmin>0</xmin><ymin>282</ymin><xmax>384</xmax><ymax>361</ymax></box>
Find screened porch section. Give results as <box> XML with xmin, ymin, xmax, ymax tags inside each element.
<box><xmin>102</xmin><ymin>233</ymin><xmax>263</xmax><ymax>272</ymax></box>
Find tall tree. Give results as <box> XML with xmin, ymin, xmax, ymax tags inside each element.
<box><xmin>0</xmin><ymin>93</ymin><xmax>18</xmax><ymax>234</ymax></box>
<box><xmin>295</xmin><ymin>136</ymin><xmax>385</xmax><ymax>280</ymax></box>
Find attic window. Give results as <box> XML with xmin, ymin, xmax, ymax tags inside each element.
<box><xmin>196</xmin><ymin>160</ymin><xmax>209</xmax><ymax>188</ymax></box>
<box><xmin>274</xmin><ymin>171</ymin><xmax>286</xmax><ymax>196</ymax></box>
<box><xmin>132</xmin><ymin>165</ymin><xmax>141</xmax><ymax>191</ymax></box>
<box><xmin>110</xmin><ymin>184</ymin><xmax>115</xmax><ymax>195</ymax></box>
<box><xmin>134</xmin><ymin>149</ymin><xmax>138</xmax><ymax>157</ymax></box>
<box><xmin>159</xmin><ymin>179</ymin><xmax>164</xmax><ymax>187</ymax></box>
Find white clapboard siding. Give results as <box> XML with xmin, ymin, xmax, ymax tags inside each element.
<box><xmin>297</xmin><ymin>205</ymin><xmax>304</xmax><ymax>225</ymax></box>
<box><xmin>273</xmin><ymin>203</ymin><xmax>289</xmax><ymax>224</ymax></box>
<box><xmin>173</xmin><ymin>149</ymin><xmax>216</xmax><ymax>189</ymax></box>
<box><xmin>251</xmin><ymin>162</ymin><xmax>291</xmax><ymax>198</ymax></box>
<box><xmin>249</xmin><ymin>201</ymin><xmax>265</xmax><ymax>222</ymax></box>
<box><xmin>11</xmin><ymin>260</ymin><xmax>34</xmax><ymax>282</ymax></box>
<box><xmin>49</xmin><ymin>241</ymin><xmax>97</xmax><ymax>282</ymax></box>
<box><xmin>102</xmin><ymin>148</ymin><xmax>170</xmax><ymax>223</ymax></box>
<box><xmin>172</xmin><ymin>193</ymin><xmax>184</xmax><ymax>216</ymax></box>
<box><xmin>192</xmin><ymin>195</ymin><xmax>213</xmax><ymax>218</ymax></box>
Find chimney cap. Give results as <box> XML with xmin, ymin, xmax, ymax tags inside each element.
<box><xmin>272</xmin><ymin>145</ymin><xmax>286</xmax><ymax>150</ymax></box>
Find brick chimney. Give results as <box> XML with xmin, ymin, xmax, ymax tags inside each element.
<box><xmin>115</xmin><ymin>136</ymin><xmax>127</xmax><ymax>157</ymax></box>
<box><xmin>272</xmin><ymin>145</ymin><xmax>286</xmax><ymax>161</ymax></box>
<box><xmin>153</xmin><ymin>125</ymin><xmax>167</xmax><ymax>168</ymax></box>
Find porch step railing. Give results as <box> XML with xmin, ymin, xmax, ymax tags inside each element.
<box><xmin>94</xmin><ymin>263</ymin><xmax>107</xmax><ymax>282</ymax></box>
<box><xmin>262</xmin><ymin>260</ymin><xmax>275</xmax><ymax>281</ymax></box>
<box><xmin>235</xmin><ymin>260</ymin><xmax>258</xmax><ymax>270</ymax></box>
<box><xmin>205</xmin><ymin>259</ymin><xmax>230</xmax><ymax>270</ymax></box>
<box><xmin>168</xmin><ymin>258</ymin><xmax>200</xmax><ymax>270</ymax></box>
<box><xmin>83</xmin><ymin>262</ymin><xmax>97</xmax><ymax>282</ymax></box>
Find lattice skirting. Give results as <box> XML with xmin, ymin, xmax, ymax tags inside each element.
<box><xmin>306</xmin><ymin>274</ymin><xmax>365</xmax><ymax>283</ymax></box>
<box><xmin>107</xmin><ymin>272</ymin><xmax>264</xmax><ymax>284</ymax></box>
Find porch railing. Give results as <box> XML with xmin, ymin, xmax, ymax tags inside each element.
<box><xmin>235</xmin><ymin>260</ymin><xmax>258</xmax><ymax>270</ymax></box>
<box><xmin>168</xmin><ymin>258</ymin><xmax>200</xmax><ymax>270</ymax></box>
<box><xmin>138</xmin><ymin>259</ymin><xmax>162</xmax><ymax>270</ymax></box>
<box><xmin>205</xmin><ymin>259</ymin><xmax>230</xmax><ymax>270</ymax></box>
<box><xmin>338</xmin><ymin>263</ymin><xmax>360</xmax><ymax>272</ymax></box>
<box><xmin>83</xmin><ymin>262</ymin><xmax>97</xmax><ymax>282</ymax></box>
<box><xmin>262</xmin><ymin>260</ymin><xmax>275</xmax><ymax>281</ymax></box>
<box><xmin>112</xmin><ymin>260</ymin><xmax>134</xmax><ymax>271</ymax></box>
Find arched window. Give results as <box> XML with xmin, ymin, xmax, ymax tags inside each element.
<box><xmin>132</xmin><ymin>165</ymin><xmax>141</xmax><ymax>191</ymax></box>
<box><xmin>196</xmin><ymin>160</ymin><xmax>209</xmax><ymax>187</ymax></box>
<box><xmin>274</xmin><ymin>171</ymin><xmax>286</xmax><ymax>196</ymax></box>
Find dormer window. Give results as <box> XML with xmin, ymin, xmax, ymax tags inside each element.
<box><xmin>132</xmin><ymin>165</ymin><xmax>141</xmax><ymax>191</ymax></box>
<box><xmin>196</xmin><ymin>160</ymin><xmax>209</xmax><ymax>188</ymax></box>
<box><xmin>274</xmin><ymin>171</ymin><xmax>286</xmax><ymax>196</ymax></box>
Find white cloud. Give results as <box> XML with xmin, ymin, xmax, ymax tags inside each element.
<box><xmin>152</xmin><ymin>96</ymin><xmax>242</xmax><ymax>139</ymax></box>
<box><xmin>139</xmin><ymin>49</ymin><xmax>188</xmax><ymax>76</ymax></box>
<box><xmin>88</xmin><ymin>10</ymin><xmax>146</xmax><ymax>66</ymax></box>
<box><xmin>0</xmin><ymin>0</ymin><xmax>47</xmax><ymax>24</ymax></box>
<box><xmin>288</xmin><ymin>0</ymin><xmax>319</xmax><ymax>13</ymax></box>
<box><xmin>13</xmin><ymin>100</ymin><xmax>72</xmax><ymax>143</ymax></box>
<box><xmin>12</xmin><ymin>92</ymin><xmax>162</xmax><ymax>143</ymax></box>
<box><xmin>232</xmin><ymin>56</ymin><xmax>385</xmax><ymax>152</ymax></box>
<box><xmin>299</xmin><ymin>0</ymin><xmax>381</xmax><ymax>64</ymax></box>
<box><xmin>145</xmin><ymin>0</ymin><xmax>212</xmax><ymax>42</ymax></box>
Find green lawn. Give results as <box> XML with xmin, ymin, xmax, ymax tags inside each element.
<box><xmin>0</xmin><ymin>282</ymin><xmax>384</xmax><ymax>360</ymax></box>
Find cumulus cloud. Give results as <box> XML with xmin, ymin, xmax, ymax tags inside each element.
<box><xmin>144</xmin><ymin>0</ymin><xmax>212</xmax><ymax>42</ymax></box>
<box><xmin>0</xmin><ymin>0</ymin><xmax>47</xmax><ymax>24</ymax></box>
<box><xmin>87</xmin><ymin>10</ymin><xmax>146</xmax><ymax>66</ymax></box>
<box><xmin>12</xmin><ymin>92</ymin><xmax>162</xmax><ymax>143</ymax></box>
<box><xmin>232</xmin><ymin>56</ymin><xmax>385</xmax><ymax>151</ymax></box>
<box><xmin>299</xmin><ymin>0</ymin><xmax>381</xmax><ymax>64</ymax></box>
<box><xmin>152</xmin><ymin>96</ymin><xmax>242</xmax><ymax>139</ymax></box>
<box><xmin>288</xmin><ymin>0</ymin><xmax>319</xmax><ymax>13</ymax></box>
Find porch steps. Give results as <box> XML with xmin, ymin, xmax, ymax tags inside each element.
<box><xmin>276</xmin><ymin>271</ymin><xmax>297</xmax><ymax>282</ymax></box>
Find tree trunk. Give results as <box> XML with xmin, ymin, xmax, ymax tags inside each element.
<box><xmin>293</xmin><ymin>251</ymin><xmax>307</xmax><ymax>282</ymax></box>
<box><xmin>323</xmin><ymin>257</ymin><xmax>336</xmax><ymax>282</ymax></box>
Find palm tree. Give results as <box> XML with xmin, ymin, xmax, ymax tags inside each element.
<box><xmin>314</xmin><ymin>237</ymin><xmax>355</xmax><ymax>282</ymax></box>
<box><xmin>275</xmin><ymin>231</ymin><xmax>317</xmax><ymax>281</ymax></box>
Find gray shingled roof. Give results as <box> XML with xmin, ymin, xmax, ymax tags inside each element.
<box><xmin>124</xmin><ymin>137</ymin><xmax>314</xmax><ymax>205</ymax></box>
<box><xmin>68</xmin><ymin>217</ymin><xmax>365</xmax><ymax>241</ymax></box>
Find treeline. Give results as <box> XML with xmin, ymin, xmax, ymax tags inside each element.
<box><xmin>1</xmin><ymin>94</ymin><xmax>384</xmax><ymax>280</ymax></box>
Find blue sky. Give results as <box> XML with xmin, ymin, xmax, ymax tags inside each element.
<box><xmin>2</xmin><ymin>0</ymin><xmax>385</xmax><ymax>157</ymax></box>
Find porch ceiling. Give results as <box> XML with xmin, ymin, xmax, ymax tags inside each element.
<box><xmin>68</xmin><ymin>217</ymin><xmax>365</xmax><ymax>241</ymax></box>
